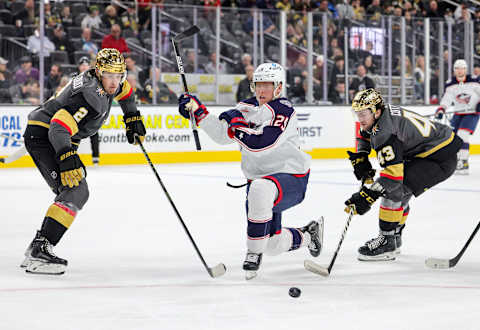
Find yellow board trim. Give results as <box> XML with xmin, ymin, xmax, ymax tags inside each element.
<box><xmin>1</xmin><ymin>146</ymin><xmax>479</xmax><ymax>168</ymax></box>
<box><xmin>114</xmin><ymin>80</ymin><xmax>132</xmax><ymax>101</ymax></box>
<box><xmin>415</xmin><ymin>132</ymin><xmax>454</xmax><ymax>158</ymax></box>
<box><xmin>45</xmin><ymin>204</ymin><xmax>75</xmax><ymax>228</ymax></box>
<box><xmin>51</xmin><ymin>109</ymin><xmax>79</xmax><ymax>136</ymax></box>
<box><xmin>379</xmin><ymin>208</ymin><xmax>404</xmax><ymax>223</ymax></box>
<box><xmin>28</xmin><ymin>120</ymin><xmax>50</xmax><ymax>129</ymax></box>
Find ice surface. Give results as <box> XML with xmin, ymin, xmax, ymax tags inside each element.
<box><xmin>1</xmin><ymin>157</ymin><xmax>479</xmax><ymax>330</ymax></box>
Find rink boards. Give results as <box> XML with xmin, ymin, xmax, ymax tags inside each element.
<box><xmin>1</xmin><ymin>105</ymin><xmax>479</xmax><ymax>167</ymax></box>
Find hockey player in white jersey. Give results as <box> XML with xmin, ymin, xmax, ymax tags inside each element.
<box><xmin>435</xmin><ymin>59</ymin><xmax>480</xmax><ymax>174</ymax></box>
<box><xmin>178</xmin><ymin>63</ymin><xmax>323</xmax><ymax>279</ymax></box>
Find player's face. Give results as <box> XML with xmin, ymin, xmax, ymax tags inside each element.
<box><xmin>255</xmin><ymin>81</ymin><xmax>276</xmax><ymax>105</ymax></box>
<box><xmin>355</xmin><ymin>109</ymin><xmax>376</xmax><ymax>131</ymax></box>
<box><xmin>454</xmin><ymin>67</ymin><xmax>466</xmax><ymax>80</ymax></box>
<box><xmin>101</xmin><ymin>72</ymin><xmax>123</xmax><ymax>95</ymax></box>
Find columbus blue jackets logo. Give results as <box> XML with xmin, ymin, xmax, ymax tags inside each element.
<box><xmin>456</xmin><ymin>93</ymin><xmax>471</xmax><ymax>104</ymax></box>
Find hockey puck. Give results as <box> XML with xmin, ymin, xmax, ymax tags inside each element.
<box><xmin>288</xmin><ymin>287</ymin><xmax>301</xmax><ymax>298</ymax></box>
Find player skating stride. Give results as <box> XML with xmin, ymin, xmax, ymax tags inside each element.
<box><xmin>435</xmin><ymin>59</ymin><xmax>480</xmax><ymax>175</ymax></box>
<box><xmin>345</xmin><ymin>89</ymin><xmax>462</xmax><ymax>261</ymax></box>
<box><xmin>21</xmin><ymin>49</ymin><xmax>146</xmax><ymax>274</ymax></box>
<box><xmin>178</xmin><ymin>63</ymin><xmax>322</xmax><ymax>279</ymax></box>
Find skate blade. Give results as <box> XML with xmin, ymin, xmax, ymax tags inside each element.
<box><xmin>26</xmin><ymin>260</ymin><xmax>66</xmax><ymax>275</ymax></box>
<box><xmin>357</xmin><ymin>252</ymin><xmax>396</xmax><ymax>261</ymax></box>
<box><xmin>394</xmin><ymin>248</ymin><xmax>401</xmax><ymax>255</ymax></box>
<box><xmin>245</xmin><ymin>270</ymin><xmax>257</xmax><ymax>280</ymax></box>
<box><xmin>20</xmin><ymin>257</ymin><xmax>32</xmax><ymax>268</ymax></box>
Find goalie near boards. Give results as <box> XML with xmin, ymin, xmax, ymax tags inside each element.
<box><xmin>344</xmin><ymin>88</ymin><xmax>463</xmax><ymax>261</ymax></box>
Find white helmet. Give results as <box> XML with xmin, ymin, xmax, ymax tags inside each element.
<box><xmin>454</xmin><ymin>59</ymin><xmax>467</xmax><ymax>70</ymax></box>
<box><xmin>250</xmin><ymin>62</ymin><xmax>286</xmax><ymax>98</ymax></box>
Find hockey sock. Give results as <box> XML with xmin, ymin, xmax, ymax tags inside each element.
<box><xmin>41</xmin><ymin>202</ymin><xmax>77</xmax><ymax>245</ymax></box>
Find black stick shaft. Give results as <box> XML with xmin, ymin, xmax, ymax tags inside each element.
<box><xmin>137</xmin><ymin>138</ymin><xmax>212</xmax><ymax>275</ymax></box>
<box><xmin>450</xmin><ymin>220</ymin><xmax>480</xmax><ymax>267</ymax></box>
<box><xmin>171</xmin><ymin>39</ymin><xmax>201</xmax><ymax>151</ymax></box>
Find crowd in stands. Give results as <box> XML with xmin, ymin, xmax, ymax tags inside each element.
<box><xmin>0</xmin><ymin>0</ymin><xmax>478</xmax><ymax>105</ymax></box>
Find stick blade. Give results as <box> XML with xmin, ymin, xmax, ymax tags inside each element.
<box><xmin>304</xmin><ymin>260</ymin><xmax>330</xmax><ymax>277</ymax></box>
<box><xmin>208</xmin><ymin>263</ymin><xmax>226</xmax><ymax>278</ymax></box>
<box><xmin>425</xmin><ymin>258</ymin><xmax>451</xmax><ymax>269</ymax></box>
<box><xmin>174</xmin><ymin>25</ymin><xmax>200</xmax><ymax>41</ymax></box>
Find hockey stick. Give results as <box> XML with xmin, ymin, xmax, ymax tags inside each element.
<box><xmin>0</xmin><ymin>145</ymin><xmax>27</xmax><ymax>164</ymax></box>
<box><xmin>304</xmin><ymin>175</ymin><xmax>374</xmax><ymax>277</ymax></box>
<box><xmin>304</xmin><ymin>208</ymin><xmax>355</xmax><ymax>277</ymax></box>
<box><xmin>425</xmin><ymin>220</ymin><xmax>480</xmax><ymax>269</ymax></box>
<box><xmin>171</xmin><ymin>25</ymin><xmax>201</xmax><ymax>151</ymax></box>
<box><xmin>135</xmin><ymin>136</ymin><xmax>226</xmax><ymax>278</ymax></box>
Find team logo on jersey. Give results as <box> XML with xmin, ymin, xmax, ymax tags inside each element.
<box><xmin>96</xmin><ymin>87</ymin><xmax>106</xmax><ymax>97</ymax></box>
<box><xmin>371</xmin><ymin>124</ymin><xmax>380</xmax><ymax>135</ymax></box>
<box><xmin>456</xmin><ymin>93</ymin><xmax>471</xmax><ymax>104</ymax></box>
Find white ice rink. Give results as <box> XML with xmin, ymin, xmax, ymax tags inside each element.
<box><xmin>1</xmin><ymin>157</ymin><xmax>480</xmax><ymax>330</ymax></box>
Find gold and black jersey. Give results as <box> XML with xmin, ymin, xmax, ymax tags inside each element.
<box><xmin>27</xmin><ymin>69</ymin><xmax>136</xmax><ymax>140</ymax></box>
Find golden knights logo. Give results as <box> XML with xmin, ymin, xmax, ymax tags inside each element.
<box><xmin>96</xmin><ymin>87</ymin><xmax>106</xmax><ymax>97</ymax></box>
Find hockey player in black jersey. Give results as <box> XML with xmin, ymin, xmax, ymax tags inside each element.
<box><xmin>21</xmin><ymin>48</ymin><xmax>146</xmax><ymax>275</ymax></box>
<box><xmin>344</xmin><ymin>89</ymin><xmax>462</xmax><ymax>261</ymax></box>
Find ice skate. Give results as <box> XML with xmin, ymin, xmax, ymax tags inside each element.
<box><xmin>358</xmin><ymin>232</ymin><xmax>397</xmax><ymax>261</ymax></box>
<box><xmin>243</xmin><ymin>252</ymin><xmax>262</xmax><ymax>280</ymax></box>
<box><xmin>300</xmin><ymin>217</ymin><xmax>324</xmax><ymax>257</ymax></box>
<box><xmin>20</xmin><ymin>231</ymin><xmax>42</xmax><ymax>268</ymax></box>
<box><xmin>394</xmin><ymin>224</ymin><xmax>405</xmax><ymax>255</ymax></box>
<box><xmin>455</xmin><ymin>159</ymin><xmax>469</xmax><ymax>175</ymax></box>
<box><xmin>25</xmin><ymin>235</ymin><xmax>67</xmax><ymax>275</ymax></box>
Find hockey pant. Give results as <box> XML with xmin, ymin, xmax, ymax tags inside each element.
<box><xmin>451</xmin><ymin>113</ymin><xmax>479</xmax><ymax>160</ymax></box>
<box><xmin>24</xmin><ymin>130</ymin><xmax>89</xmax><ymax>245</ymax></box>
<box><xmin>245</xmin><ymin>172</ymin><xmax>310</xmax><ymax>255</ymax></box>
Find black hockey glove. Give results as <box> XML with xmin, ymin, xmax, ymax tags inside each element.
<box><xmin>124</xmin><ymin>111</ymin><xmax>146</xmax><ymax>145</ymax></box>
<box><xmin>347</xmin><ymin>151</ymin><xmax>375</xmax><ymax>183</ymax></box>
<box><xmin>344</xmin><ymin>186</ymin><xmax>383</xmax><ymax>215</ymax></box>
<box><xmin>434</xmin><ymin>106</ymin><xmax>445</xmax><ymax>120</ymax></box>
<box><xmin>56</xmin><ymin>147</ymin><xmax>86</xmax><ymax>188</ymax></box>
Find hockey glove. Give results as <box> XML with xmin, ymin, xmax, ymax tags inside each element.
<box><xmin>219</xmin><ymin>110</ymin><xmax>249</xmax><ymax>138</ymax></box>
<box><xmin>434</xmin><ymin>106</ymin><xmax>445</xmax><ymax>120</ymax></box>
<box><xmin>347</xmin><ymin>151</ymin><xmax>375</xmax><ymax>184</ymax></box>
<box><xmin>56</xmin><ymin>147</ymin><xmax>86</xmax><ymax>188</ymax></box>
<box><xmin>178</xmin><ymin>93</ymin><xmax>209</xmax><ymax>125</ymax></box>
<box><xmin>344</xmin><ymin>186</ymin><xmax>383</xmax><ymax>215</ymax></box>
<box><xmin>124</xmin><ymin>111</ymin><xmax>146</xmax><ymax>145</ymax></box>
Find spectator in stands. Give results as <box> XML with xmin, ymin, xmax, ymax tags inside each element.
<box><xmin>313</xmin><ymin>55</ymin><xmax>324</xmax><ymax>86</ymax></box>
<box><xmin>363</xmin><ymin>55</ymin><xmax>377</xmax><ymax>75</ymax></box>
<box><xmin>329</xmin><ymin>55</ymin><xmax>345</xmax><ymax>98</ymax></box>
<box><xmin>318</xmin><ymin>0</ymin><xmax>333</xmax><ymax>19</ymax></box>
<box><xmin>102</xmin><ymin>5</ymin><xmax>122</xmax><ymax>30</ymax></box>
<box><xmin>27</xmin><ymin>28</ymin><xmax>55</xmax><ymax>57</ymax></box>
<box><xmin>81</xmin><ymin>5</ymin><xmax>102</xmax><ymax>30</ymax></box>
<box><xmin>55</xmin><ymin>75</ymin><xmax>70</xmax><ymax>94</ymax></box>
<box><xmin>236</xmin><ymin>65</ymin><xmax>254</xmax><ymax>102</ymax></box>
<box><xmin>121</xmin><ymin>3</ymin><xmax>139</xmax><ymax>35</ymax></box>
<box><xmin>60</xmin><ymin>4</ymin><xmax>73</xmax><ymax>29</ymax></box>
<box><xmin>125</xmin><ymin>54</ymin><xmax>144</xmax><ymax>88</ymax></box>
<box><xmin>336</xmin><ymin>0</ymin><xmax>354</xmax><ymax>20</ymax></box>
<box><xmin>204</xmin><ymin>52</ymin><xmax>226</xmax><ymax>74</ymax></box>
<box><xmin>101</xmin><ymin>24</ymin><xmax>130</xmax><ymax>54</ymax></box>
<box><xmin>329</xmin><ymin>81</ymin><xmax>347</xmax><ymax>104</ymax></box>
<box><xmin>349</xmin><ymin>64</ymin><xmax>375</xmax><ymax>101</ymax></box>
<box><xmin>233</xmin><ymin>53</ymin><xmax>252</xmax><ymax>74</ymax></box>
<box><xmin>9</xmin><ymin>79</ymin><xmax>40</xmax><ymax>105</ymax></box>
<box><xmin>473</xmin><ymin>65</ymin><xmax>480</xmax><ymax>79</ymax></box>
<box><xmin>15</xmin><ymin>56</ymin><xmax>39</xmax><ymax>84</ymax></box>
<box><xmin>13</xmin><ymin>0</ymin><xmax>36</xmax><ymax>27</ymax></box>
<box><xmin>444</xmin><ymin>8</ymin><xmax>455</xmax><ymax>25</ymax></box>
<box><xmin>144</xmin><ymin>67</ymin><xmax>178</xmax><ymax>104</ymax></box>
<box><xmin>183</xmin><ymin>49</ymin><xmax>205</xmax><ymax>74</ymax></box>
<box><xmin>275</xmin><ymin>0</ymin><xmax>291</xmax><ymax>12</ymax></box>
<box><xmin>45</xmin><ymin>63</ymin><xmax>63</xmax><ymax>95</ymax></box>
<box><xmin>457</xmin><ymin>5</ymin><xmax>472</xmax><ymax>23</ymax></box>
<box><xmin>77</xmin><ymin>56</ymin><xmax>91</xmax><ymax>74</ymax></box>
<box><xmin>243</xmin><ymin>8</ymin><xmax>275</xmax><ymax>36</ymax></box>
<box><xmin>414</xmin><ymin>55</ymin><xmax>425</xmax><ymax>101</ymax></box>
<box><xmin>426</xmin><ymin>0</ymin><xmax>442</xmax><ymax>19</ymax></box>
<box><xmin>366</xmin><ymin>0</ymin><xmax>382</xmax><ymax>17</ymax></box>
<box><xmin>81</xmin><ymin>27</ymin><xmax>99</xmax><ymax>57</ymax></box>
<box><xmin>52</xmin><ymin>24</ymin><xmax>75</xmax><ymax>63</ymax></box>
<box><xmin>0</xmin><ymin>57</ymin><xmax>12</xmax><ymax>90</ymax></box>
<box><xmin>126</xmin><ymin>73</ymin><xmax>146</xmax><ymax>104</ymax></box>
<box><xmin>351</xmin><ymin>0</ymin><xmax>365</xmax><ymax>21</ymax></box>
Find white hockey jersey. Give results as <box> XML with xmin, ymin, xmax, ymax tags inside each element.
<box><xmin>440</xmin><ymin>75</ymin><xmax>480</xmax><ymax>115</ymax></box>
<box><xmin>200</xmin><ymin>97</ymin><xmax>311</xmax><ymax>179</ymax></box>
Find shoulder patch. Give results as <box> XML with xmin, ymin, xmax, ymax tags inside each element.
<box><xmin>389</xmin><ymin>104</ymin><xmax>402</xmax><ymax>116</ymax></box>
<box><xmin>72</xmin><ymin>75</ymin><xmax>84</xmax><ymax>91</ymax></box>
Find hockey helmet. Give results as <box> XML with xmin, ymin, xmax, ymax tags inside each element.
<box><xmin>454</xmin><ymin>59</ymin><xmax>467</xmax><ymax>70</ymax></box>
<box><xmin>95</xmin><ymin>48</ymin><xmax>126</xmax><ymax>82</ymax></box>
<box><xmin>352</xmin><ymin>88</ymin><xmax>384</xmax><ymax>114</ymax></box>
<box><xmin>250</xmin><ymin>62</ymin><xmax>286</xmax><ymax>98</ymax></box>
